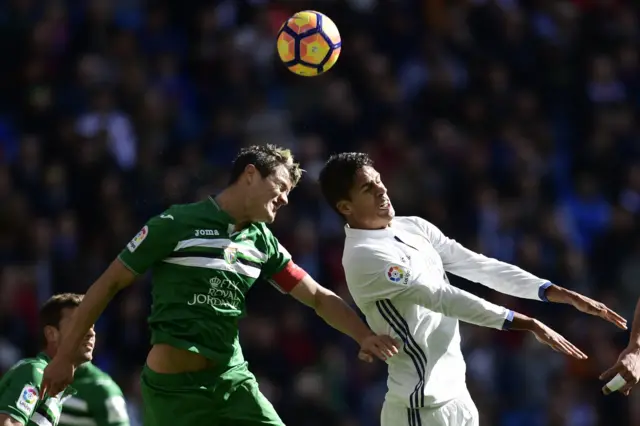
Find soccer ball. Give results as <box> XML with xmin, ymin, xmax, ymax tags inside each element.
<box><xmin>276</xmin><ymin>11</ymin><xmax>342</xmax><ymax>77</ymax></box>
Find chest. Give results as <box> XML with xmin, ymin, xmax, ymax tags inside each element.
<box><xmin>390</xmin><ymin>230</ymin><xmax>445</xmax><ymax>277</ymax></box>
<box><xmin>165</xmin><ymin>221</ymin><xmax>270</xmax><ymax>290</ymax></box>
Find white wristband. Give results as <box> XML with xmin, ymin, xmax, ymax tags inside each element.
<box><xmin>605</xmin><ymin>373</ymin><xmax>627</xmax><ymax>392</ymax></box>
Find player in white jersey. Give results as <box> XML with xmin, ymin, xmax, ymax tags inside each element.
<box><xmin>318</xmin><ymin>152</ymin><xmax>628</xmax><ymax>426</ymax></box>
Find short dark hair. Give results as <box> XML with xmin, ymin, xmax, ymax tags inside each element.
<box><xmin>229</xmin><ymin>144</ymin><xmax>303</xmax><ymax>187</ymax></box>
<box><xmin>318</xmin><ymin>152</ymin><xmax>374</xmax><ymax>217</ymax></box>
<box><xmin>40</xmin><ymin>293</ymin><xmax>83</xmax><ymax>345</ymax></box>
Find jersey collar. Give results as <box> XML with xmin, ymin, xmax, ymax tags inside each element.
<box><xmin>37</xmin><ymin>352</ymin><xmax>51</xmax><ymax>362</ymax></box>
<box><xmin>344</xmin><ymin>223</ymin><xmax>395</xmax><ymax>239</ymax></box>
<box><xmin>208</xmin><ymin>195</ymin><xmax>235</xmax><ymax>224</ymax></box>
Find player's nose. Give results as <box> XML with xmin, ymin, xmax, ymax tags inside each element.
<box><xmin>279</xmin><ymin>192</ymin><xmax>288</xmax><ymax>206</ymax></box>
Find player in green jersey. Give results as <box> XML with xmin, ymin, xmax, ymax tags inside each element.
<box><xmin>42</xmin><ymin>145</ymin><xmax>400</xmax><ymax>426</ymax></box>
<box><xmin>0</xmin><ymin>294</ymin><xmax>95</xmax><ymax>426</ymax></box>
<box><xmin>60</xmin><ymin>362</ymin><xmax>129</xmax><ymax>426</ymax></box>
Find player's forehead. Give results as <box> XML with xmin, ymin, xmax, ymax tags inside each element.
<box><xmin>59</xmin><ymin>307</ymin><xmax>78</xmax><ymax>322</ymax></box>
<box><xmin>353</xmin><ymin>166</ymin><xmax>380</xmax><ymax>186</ymax></box>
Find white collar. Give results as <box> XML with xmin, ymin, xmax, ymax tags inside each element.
<box><xmin>344</xmin><ymin>223</ymin><xmax>395</xmax><ymax>239</ymax></box>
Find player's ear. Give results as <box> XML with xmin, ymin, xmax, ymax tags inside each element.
<box><xmin>43</xmin><ymin>325</ymin><xmax>58</xmax><ymax>344</ymax></box>
<box><xmin>336</xmin><ymin>200</ymin><xmax>351</xmax><ymax>217</ymax></box>
<box><xmin>244</xmin><ymin>164</ymin><xmax>258</xmax><ymax>185</ymax></box>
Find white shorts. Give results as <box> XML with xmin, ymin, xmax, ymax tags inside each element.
<box><xmin>381</xmin><ymin>393</ymin><xmax>479</xmax><ymax>426</ymax></box>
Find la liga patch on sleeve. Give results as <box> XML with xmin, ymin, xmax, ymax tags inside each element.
<box><xmin>385</xmin><ymin>264</ymin><xmax>411</xmax><ymax>285</ymax></box>
<box><xmin>127</xmin><ymin>225</ymin><xmax>149</xmax><ymax>252</ymax></box>
<box><xmin>16</xmin><ymin>385</ymin><xmax>38</xmax><ymax>415</ymax></box>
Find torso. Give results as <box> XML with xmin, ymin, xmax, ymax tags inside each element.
<box><xmin>123</xmin><ymin>198</ymin><xmax>287</xmax><ymax>373</ymax></box>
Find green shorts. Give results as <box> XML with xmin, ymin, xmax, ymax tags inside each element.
<box><xmin>140</xmin><ymin>363</ymin><xmax>284</xmax><ymax>426</ymax></box>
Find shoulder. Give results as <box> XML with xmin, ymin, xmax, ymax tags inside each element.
<box><xmin>394</xmin><ymin>216</ymin><xmax>430</xmax><ymax>232</ymax></box>
<box><xmin>158</xmin><ymin>201</ymin><xmax>203</xmax><ymax>222</ymax></box>
<box><xmin>3</xmin><ymin>358</ymin><xmax>45</xmax><ymax>383</ymax></box>
<box><xmin>394</xmin><ymin>216</ymin><xmax>441</xmax><ymax>241</ymax></box>
<box><xmin>342</xmin><ymin>240</ymin><xmax>392</xmax><ymax>273</ymax></box>
<box><xmin>254</xmin><ymin>224</ymin><xmax>289</xmax><ymax>255</ymax></box>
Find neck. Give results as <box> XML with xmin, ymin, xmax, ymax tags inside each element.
<box><xmin>43</xmin><ymin>347</ymin><xmax>56</xmax><ymax>360</ymax></box>
<box><xmin>215</xmin><ymin>187</ymin><xmax>251</xmax><ymax>228</ymax></box>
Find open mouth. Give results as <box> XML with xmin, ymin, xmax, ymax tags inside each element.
<box><xmin>379</xmin><ymin>199</ymin><xmax>391</xmax><ymax>209</ymax></box>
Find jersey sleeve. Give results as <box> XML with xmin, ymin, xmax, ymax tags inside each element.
<box><xmin>343</xmin><ymin>245</ymin><xmax>514</xmax><ymax>330</ymax></box>
<box><xmin>117</xmin><ymin>208</ymin><xmax>182</xmax><ymax>275</ymax></box>
<box><xmin>88</xmin><ymin>383</ymin><xmax>129</xmax><ymax>426</ymax></box>
<box><xmin>0</xmin><ymin>363</ymin><xmax>43</xmax><ymax>425</ymax></box>
<box><xmin>413</xmin><ymin>217</ymin><xmax>551</xmax><ymax>301</ymax></box>
<box><xmin>261</xmin><ymin>231</ymin><xmax>307</xmax><ymax>293</ymax></box>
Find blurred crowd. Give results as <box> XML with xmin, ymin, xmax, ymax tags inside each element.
<box><xmin>0</xmin><ymin>0</ymin><xmax>639</xmax><ymax>425</ymax></box>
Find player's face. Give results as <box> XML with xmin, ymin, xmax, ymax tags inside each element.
<box><xmin>339</xmin><ymin>166</ymin><xmax>394</xmax><ymax>229</ymax></box>
<box><xmin>246</xmin><ymin>164</ymin><xmax>292</xmax><ymax>223</ymax></box>
<box><xmin>55</xmin><ymin>307</ymin><xmax>96</xmax><ymax>363</ymax></box>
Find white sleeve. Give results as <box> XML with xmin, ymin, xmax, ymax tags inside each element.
<box><xmin>415</xmin><ymin>218</ymin><xmax>551</xmax><ymax>301</ymax></box>
<box><xmin>344</xmin><ymin>246</ymin><xmax>515</xmax><ymax>330</ymax></box>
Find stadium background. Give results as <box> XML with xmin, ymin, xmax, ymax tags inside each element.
<box><xmin>0</xmin><ymin>0</ymin><xmax>639</xmax><ymax>425</ymax></box>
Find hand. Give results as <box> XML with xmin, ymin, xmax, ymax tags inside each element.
<box><xmin>357</xmin><ymin>334</ymin><xmax>400</xmax><ymax>363</ymax></box>
<box><xmin>529</xmin><ymin>319</ymin><xmax>588</xmax><ymax>360</ymax></box>
<box><xmin>600</xmin><ymin>345</ymin><xmax>640</xmax><ymax>396</ymax></box>
<box><xmin>545</xmin><ymin>286</ymin><xmax>627</xmax><ymax>330</ymax></box>
<box><xmin>40</xmin><ymin>355</ymin><xmax>76</xmax><ymax>399</ymax></box>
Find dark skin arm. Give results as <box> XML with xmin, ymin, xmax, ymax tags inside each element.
<box><xmin>508</xmin><ymin>311</ymin><xmax>588</xmax><ymax>359</ymax></box>
<box><xmin>544</xmin><ymin>284</ymin><xmax>627</xmax><ymax>330</ymax></box>
<box><xmin>601</xmin><ymin>298</ymin><xmax>640</xmax><ymax>395</ymax></box>
<box><xmin>41</xmin><ymin>259</ymin><xmax>136</xmax><ymax>397</ymax></box>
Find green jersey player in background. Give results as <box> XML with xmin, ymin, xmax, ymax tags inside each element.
<box><xmin>0</xmin><ymin>294</ymin><xmax>95</xmax><ymax>426</ymax></box>
<box><xmin>41</xmin><ymin>145</ymin><xmax>399</xmax><ymax>426</ymax></box>
<box><xmin>60</xmin><ymin>362</ymin><xmax>129</xmax><ymax>426</ymax></box>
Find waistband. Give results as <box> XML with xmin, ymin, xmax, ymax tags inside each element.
<box><xmin>141</xmin><ymin>361</ymin><xmax>250</xmax><ymax>387</ymax></box>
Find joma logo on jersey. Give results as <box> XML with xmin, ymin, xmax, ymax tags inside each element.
<box><xmin>195</xmin><ymin>229</ymin><xmax>219</xmax><ymax>237</ymax></box>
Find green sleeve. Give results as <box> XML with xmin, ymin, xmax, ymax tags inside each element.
<box><xmin>117</xmin><ymin>208</ymin><xmax>182</xmax><ymax>275</ymax></box>
<box><xmin>0</xmin><ymin>363</ymin><xmax>43</xmax><ymax>424</ymax></box>
<box><xmin>261</xmin><ymin>230</ymin><xmax>292</xmax><ymax>278</ymax></box>
<box><xmin>89</xmin><ymin>382</ymin><xmax>129</xmax><ymax>426</ymax></box>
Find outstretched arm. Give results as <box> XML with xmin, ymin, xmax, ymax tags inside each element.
<box><xmin>601</xmin><ymin>298</ymin><xmax>640</xmax><ymax>395</ymax></box>
<box><xmin>416</xmin><ymin>217</ymin><xmax>627</xmax><ymax>329</ymax></box>
<box><xmin>57</xmin><ymin>260</ymin><xmax>134</xmax><ymax>361</ymax></box>
<box><xmin>42</xmin><ymin>212</ymin><xmax>181</xmax><ymax>397</ymax></box>
<box><xmin>345</xmin><ymin>247</ymin><xmax>587</xmax><ymax>359</ymax></box>
<box><xmin>267</xmin><ymin>260</ymin><xmax>398</xmax><ymax>361</ymax></box>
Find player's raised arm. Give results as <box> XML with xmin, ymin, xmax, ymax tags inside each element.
<box><xmin>262</xmin><ymin>238</ymin><xmax>399</xmax><ymax>362</ymax></box>
<box><xmin>416</xmin><ymin>217</ymin><xmax>627</xmax><ymax>330</ymax></box>
<box><xmin>600</xmin><ymin>298</ymin><xmax>640</xmax><ymax>395</ymax></box>
<box><xmin>42</xmin><ymin>210</ymin><xmax>182</xmax><ymax>398</ymax></box>
<box><xmin>345</xmin><ymin>246</ymin><xmax>587</xmax><ymax>359</ymax></box>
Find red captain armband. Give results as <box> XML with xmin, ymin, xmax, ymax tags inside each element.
<box><xmin>270</xmin><ymin>261</ymin><xmax>308</xmax><ymax>293</ymax></box>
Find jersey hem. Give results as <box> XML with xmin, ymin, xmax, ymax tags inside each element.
<box><xmin>150</xmin><ymin>331</ymin><xmax>240</xmax><ymax>366</ymax></box>
<box><xmin>116</xmin><ymin>255</ymin><xmax>141</xmax><ymax>275</ymax></box>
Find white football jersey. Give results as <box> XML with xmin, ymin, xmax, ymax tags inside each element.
<box><xmin>342</xmin><ymin>216</ymin><xmax>550</xmax><ymax>410</ymax></box>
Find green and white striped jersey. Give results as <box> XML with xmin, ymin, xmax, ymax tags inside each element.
<box><xmin>60</xmin><ymin>363</ymin><xmax>128</xmax><ymax>426</ymax></box>
<box><xmin>118</xmin><ymin>196</ymin><xmax>292</xmax><ymax>367</ymax></box>
<box><xmin>0</xmin><ymin>352</ymin><xmax>74</xmax><ymax>426</ymax></box>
